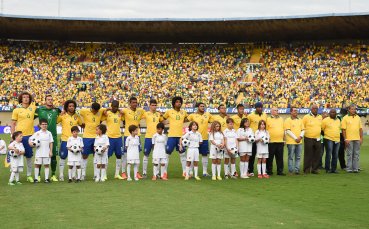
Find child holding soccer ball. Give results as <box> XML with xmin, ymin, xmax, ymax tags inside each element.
<box><xmin>209</xmin><ymin>121</ymin><xmax>225</xmax><ymax>180</ymax></box>
<box><xmin>94</xmin><ymin>124</ymin><xmax>109</xmax><ymax>182</ymax></box>
<box><xmin>151</xmin><ymin>123</ymin><xmax>168</xmax><ymax>180</ymax></box>
<box><xmin>180</xmin><ymin>121</ymin><xmax>202</xmax><ymax>181</ymax></box>
<box><xmin>125</xmin><ymin>125</ymin><xmax>141</xmax><ymax>181</ymax></box>
<box><xmin>237</xmin><ymin>118</ymin><xmax>254</xmax><ymax>179</ymax></box>
<box><xmin>66</xmin><ymin>126</ymin><xmax>84</xmax><ymax>183</ymax></box>
<box><xmin>223</xmin><ymin>118</ymin><xmax>239</xmax><ymax>179</ymax></box>
<box><xmin>255</xmin><ymin>120</ymin><xmax>270</xmax><ymax>179</ymax></box>
<box><xmin>8</xmin><ymin>131</ymin><xmax>25</xmax><ymax>185</ymax></box>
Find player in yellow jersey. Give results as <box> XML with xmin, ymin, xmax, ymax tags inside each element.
<box><xmin>212</xmin><ymin>104</ymin><xmax>228</xmax><ymax>132</ymax></box>
<box><xmin>57</xmin><ymin>100</ymin><xmax>82</xmax><ymax>181</ymax></box>
<box><xmin>11</xmin><ymin>92</ymin><xmax>37</xmax><ymax>182</ymax></box>
<box><xmin>231</xmin><ymin>104</ymin><xmax>247</xmax><ymax>130</ymax></box>
<box><xmin>142</xmin><ymin>99</ymin><xmax>163</xmax><ymax>178</ymax></box>
<box><xmin>163</xmin><ymin>96</ymin><xmax>188</xmax><ymax>176</ymax></box>
<box><xmin>187</xmin><ymin>102</ymin><xmax>213</xmax><ymax>176</ymax></box>
<box><xmin>120</xmin><ymin>97</ymin><xmax>145</xmax><ymax>179</ymax></box>
<box><xmin>101</xmin><ymin>100</ymin><xmax>125</xmax><ymax>180</ymax></box>
<box><xmin>79</xmin><ymin>102</ymin><xmax>105</xmax><ymax>180</ymax></box>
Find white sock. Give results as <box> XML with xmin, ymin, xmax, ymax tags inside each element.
<box><xmin>45</xmin><ymin>167</ymin><xmax>50</xmax><ymax>180</ymax></box>
<box><xmin>105</xmin><ymin>162</ymin><xmax>108</xmax><ymax>176</ymax></box>
<box><xmin>96</xmin><ymin>167</ymin><xmax>100</xmax><ymax>181</ymax></box>
<box><xmin>72</xmin><ymin>166</ymin><xmax>76</xmax><ymax>179</ymax></box>
<box><xmin>82</xmin><ymin>158</ymin><xmax>87</xmax><ymax>177</ymax></box>
<box><xmin>101</xmin><ymin>168</ymin><xmax>106</xmax><ymax>180</ymax></box>
<box><xmin>153</xmin><ymin>165</ymin><xmax>158</xmax><ymax>176</ymax></box>
<box><xmin>59</xmin><ymin>159</ymin><xmax>65</xmax><ymax>177</ymax></box>
<box><xmin>217</xmin><ymin>164</ymin><xmax>221</xmax><ymax>177</ymax></box>
<box><xmin>202</xmin><ymin>156</ymin><xmax>208</xmax><ymax>174</ymax></box>
<box><xmin>231</xmin><ymin>164</ymin><xmax>236</xmax><ymax>175</ymax></box>
<box><xmin>194</xmin><ymin>166</ymin><xmax>198</xmax><ymax>177</ymax></box>
<box><xmin>245</xmin><ymin>162</ymin><xmax>249</xmax><ymax>176</ymax></box>
<box><xmin>180</xmin><ymin>154</ymin><xmax>187</xmax><ymax>173</ymax></box>
<box><xmin>212</xmin><ymin>164</ymin><xmax>216</xmax><ymax>177</ymax></box>
<box><xmin>224</xmin><ymin>163</ymin><xmax>229</xmax><ymax>176</ymax></box>
<box><xmin>190</xmin><ymin>163</ymin><xmax>194</xmax><ymax>176</ymax></box>
<box><xmin>127</xmin><ymin>164</ymin><xmax>131</xmax><ymax>178</ymax></box>
<box><xmin>94</xmin><ymin>163</ymin><xmax>98</xmax><ymax>178</ymax></box>
<box><xmin>134</xmin><ymin>164</ymin><xmax>139</xmax><ymax>178</ymax></box>
<box><xmin>161</xmin><ymin>165</ymin><xmax>165</xmax><ymax>177</ymax></box>
<box><xmin>165</xmin><ymin>154</ymin><xmax>170</xmax><ymax>171</ymax></box>
<box><xmin>143</xmin><ymin>155</ymin><xmax>149</xmax><ymax>175</ymax></box>
<box><xmin>34</xmin><ymin>167</ymin><xmax>39</xmax><ymax>180</ymax></box>
<box><xmin>257</xmin><ymin>163</ymin><xmax>262</xmax><ymax>175</ymax></box>
<box><xmin>77</xmin><ymin>168</ymin><xmax>81</xmax><ymax>179</ymax></box>
<box><xmin>122</xmin><ymin>154</ymin><xmax>127</xmax><ymax>173</ymax></box>
<box><xmin>9</xmin><ymin>172</ymin><xmax>15</xmax><ymax>182</ymax></box>
<box><xmin>262</xmin><ymin>163</ymin><xmax>266</xmax><ymax>175</ymax></box>
<box><xmin>27</xmin><ymin>158</ymin><xmax>33</xmax><ymax>177</ymax></box>
<box><xmin>15</xmin><ymin>172</ymin><xmax>19</xmax><ymax>182</ymax></box>
<box><xmin>68</xmin><ymin>168</ymin><xmax>72</xmax><ymax>180</ymax></box>
<box><xmin>185</xmin><ymin>165</ymin><xmax>190</xmax><ymax>177</ymax></box>
<box><xmin>240</xmin><ymin>162</ymin><xmax>244</xmax><ymax>176</ymax></box>
<box><xmin>115</xmin><ymin>159</ymin><xmax>122</xmax><ymax>176</ymax></box>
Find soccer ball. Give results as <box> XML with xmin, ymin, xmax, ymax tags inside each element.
<box><xmin>248</xmin><ymin>135</ymin><xmax>255</xmax><ymax>143</ymax></box>
<box><xmin>262</xmin><ymin>136</ymin><xmax>269</xmax><ymax>144</ymax></box>
<box><xmin>9</xmin><ymin>150</ymin><xmax>18</xmax><ymax>158</ymax></box>
<box><xmin>182</xmin><ymin>138</ymin><xmax>190</xmax><ymax>147</ymax></box>
<box><xmin>71</xmin><ymin>145</ymin><xmax>81</xmax><ymax>154</ymax></box>
<box><xmin>215</xmin><ymin>146</ymin><xmax>224</xmax><ymax>153</ymax></box>
<box><xmin>95</xmin><ymin>145</ymin><xmax>104</xmax><ymax>155</ymax></box>
<box><xmin>30</xmin><ymin>137</ymin><xmax>41</xmax><ymax>147</ymax></box>
<box><xmin>230</xmin><ymin>147</ymin><xmax>238</xmax><ymax>156</ymax></box>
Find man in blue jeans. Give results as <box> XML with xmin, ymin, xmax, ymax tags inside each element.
<box><xmin>322</xmin><ymin>109</ymin><xmax>341</xmax><ymax>173</ymax></box>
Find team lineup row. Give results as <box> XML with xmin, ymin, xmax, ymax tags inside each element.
<box><xmin>6</xmin><ymin>91</ymin><xmax>364</xmax><ymax>184</ymax></box>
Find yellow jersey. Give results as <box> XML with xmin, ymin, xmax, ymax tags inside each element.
<box><xmin>341</xmin><ymin>115</ymin><xmax>362</xmax><ymax>141</ymax></box>
<box><xmin>102</xmin><ymin>111</ymin><xmax>124</xmax><ymax>138</ymax></box>
<box><xmin>321</xmin><ymin>117</ymin><xmax>341</xmax><ymax>142</ymax></box>
<box><xmin>284</xmin><ymin>117</ymin><xmax>304</xmax><ymax>145</ymax></box>
<box><xmin>302</xmin><ymin>113</ymin><xmax>322</xmax><ymax>139</ymax></box>
<box><xmin>266</xmin><ymin>116</ymin><xmax>284</xmax><ymax>143</ymax></box>
<box><xmin>248</xmin><ymin>112</ymin><xmax>268</xmax><ymax>132</ymax></box>
<box><xmin>143</xmin><ymin>111</ymin><xmax>163</xmax><ymax>138</ymax></box>
<box><xmin>231</xmin><ymin>114</ymin><xmax>247</xmax><ymax>129</ymax></box>
<box><xmin>122</xmin><ymin>108</ymin><xmax>145</xmax><ymax>137</ymax></box>
<box><xmin>188</xmin><ymin>112</ymin><xmax>214</xmax><ymax>140</ymax></box>
<box><xmin>212</xmin><ymin>115</ymin><xmax>228</xmax><ymax>132</ymax></box>
<box><xmin>78</xmin><ymin>108</ymin><xmax>106</xmax><ymax>138</ymax></box>
<box><xmin>163</xmin><ymin>109</ymin><xmax>188</xmax><ymax>137</ymax></box>
<box><xmin>57</xmin><ymin>113</ymin><xmax>83</xmax><ymax>141</ymax></box>
<box><xmin>11</xmin><ymin>104</ymin><xmax>37</xmax><ymax>136</ymax></box>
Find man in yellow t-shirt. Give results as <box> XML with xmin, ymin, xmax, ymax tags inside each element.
<box><xmin>284</xmin><ymin>107</ymin><xmax>305</xmax><ymax>174</ymax></box>
<box><xmin>163</xmin><ymin>96</ymin><xmax>188</xmax><ymax>176</ymax></box>
<box><xmin>212</xmin><ymin>104</ymin><xmax>228</xmax><ymax>132</ymax></box>
<box><xmin>266</xmin><ymin>107</ymin><xmax>285</xmax><ymax>176</ymax></box>
<box><xmin>322</xmin><ymin>109</ymin><xmax>341</xmax><ymax>173</ymax></box>
<box><xmin>302</xmin><ymin>104</ymin><xmax>322</xmax><ymax>174</ymax></box>
<box><xmin>231</xmin><ymin>104</ymin><xmax>247</xmax><ymax>129</ymax></box>
<box><xmin>341</xmin><ymin>104</ymin><xmax>363</xmax><ymax>173</ymax></box>
<box><xmin>11</xmin><ymin>92</ymin><xmax>37</xmax><ymax>182</ymax></box>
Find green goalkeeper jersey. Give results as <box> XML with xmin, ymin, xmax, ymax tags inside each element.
<box><xmin>35</xmin><ymin>106</ymin><xmax>61</xmax><ymax>137</ymax></box>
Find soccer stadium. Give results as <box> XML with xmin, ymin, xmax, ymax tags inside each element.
<box><xmin>0</xmin><ymin>0</ymin><xmax>369</xmax><ymax>228</ymax></box>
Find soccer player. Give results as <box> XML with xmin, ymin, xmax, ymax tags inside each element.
<box><xmin>231</xmin><ymin>104</ymin><xmax>247</xmax><ymax>130</ymax></box>
<box><xmin>57</xmin><ymin>100</ymin><xmax>83</xmax><ymax>181</ymax></box>
<box><xmin>142</xmin><ymin>99</ymin><xmax>163</xmax><ymax>178</ymax></box>
<box><xmin>223</xmin><ymin>118</ymin><xmax>238</xmax><ymax>179</ymax></box>
<box><xmin>187</xmin><ymin>102</ymin><xmax>213</xmax><ymax>176</ymax></box>
<box><xmin>8</xmin><ymin>131</ymin><xmax>25</xmax><ymax>185</ymax></box>
<box><xmin>163</xmin><ymin>96</ymin><xmax>188</xmax><ymax>177</ymax></box>
<box><xmin>102</xmin><ymin>100</ymin><xmax>125</xmax><ymax>180</ymax></box>
<box><xmin>35</xmin><ymin>95</ymin><xmax>61</xmax><ymax>182</ymax></box>
<box><xmin>29</xmin><ymin>119</ymin><xmax>54</xmax><ymax>183</ymax></box>
<box><xmin>11</xmin><ymin>91</ymin><xmax>37</xmax><ymax>182</ymax></box>
<box><xmin>94</xmin><ymin>124</ymin><xmax>109</xmax><ymax>182</ymax></box>
<box><xmin>247</xmin><ymin>102</ymin><xmax>267</xmax><ymax>176</ymax></box>
<box><xmin>125</xmin><ymin>125</ymin><xmax>141</xmax><ymax>181</ymax></box>
<box><xmin>151</xmin><ymin>123</ymin><xmax>168</xmax><ymax>180</ymax></box>
<box><xmin>121</xmin><ymin>97</ymin><xmax>145</xmax><ymax>179</ymax></box>
<box><xmin>66</xmin><ymin>126</ymin><xmax>84</xmax><ymax>182</ymax></box>
<box><xmin>79</xmin><ymin>102</ymin><xmax>105</xmax><ymax>180</ymax></box>
<box><xmin>213</xmin><ymin>104</ymin><xmax>228</xmax><ymax>132</ymax></box>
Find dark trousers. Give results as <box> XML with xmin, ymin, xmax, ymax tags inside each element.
<box><xmin>248</xmin><ymin>143</ymin><xmax>257</xmax><ymax>173</ymax></box>
<box><xmin>267</xmin><ymin>143</ymin><xmax>284</xmax><ymax>174</ymax></box>
<box><xmin>303</xmin><ymin>137</ymin><xmax>322</xmax><ymax>173</ymax></box>
<box><xmin>338</xmin><ymin>133</ymin><xmax>346</xmax><ymax>169</ymax></box>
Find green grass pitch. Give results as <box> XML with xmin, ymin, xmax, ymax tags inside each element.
<box><xmin>0</xmin><ymin>134</ymin><xmax>368</xmax><ymax>228</ymax></box>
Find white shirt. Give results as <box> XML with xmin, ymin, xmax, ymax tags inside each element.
<box><xmin>152</xmin><ymin>133</ymin><xmax>167</xmax><ymax>158</ymax></box>
<box><xmin>31</xmin><ymin>130</ymin><xmax>54</xmax><ymax>158</ymax></box>
<box><xmin>126</xmin><ymin>135</ymin><xmax>140</xmax><ymax>160</ymax></box>
<box><xmin>223</xmin><ymin>128</ymin><xmax>238</xmax><ymax>149</ymax></box>
<box><xmin>0</xmin><ymin>139</ymin><xmax>7</xmax><ymax>155</ymax></box>
<box><xmin>67</xmin><ymin>136</ymin><xmax>84</xmax><ymax>162</ymax></box>
<box><xmin>255</xmin><ymin>130</ymin><xmax>270</xmax><ymax>154</ymax></box>
<box><xmin>182</xmin><ymin>131</ymin><xmax>202</xmax><ymax>148</ymax></box>
<box><xmin>208</xmin><ymin>132</ymin><xmax>224</xmax><ymax>149</ymax></box>
<box><xmin>94</xmin><ymin>135</ymin><xmax>110</xmax><ymax>152</ymax></box>
<box><xmin>8</xmin><ymin>141</ymin><xmax>25</xmax><ymax>166</ymax></box>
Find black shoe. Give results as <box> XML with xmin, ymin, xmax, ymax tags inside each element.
<box><xmin>44</xmin><ymin>179</ymin><xmax>50</xmax><ymax>183</ymax></box>
<box><xmin>311</xmin><ymin>171</ymin><xmax>319</xmax><ymax>174</ymax></box>
<box><xmin>331</xmin><ymin>171</ymin><xmax>338</xmax><ymax>174</ymax></box>
<box><xmin>353</xmin><ymin>170</ymin><xmax>359</xmax><ymax>173</ymax></box>
<box><xmin>294</xmin><ymin>172</ymin><xmax>300</xmax><ymax>175</ymax></box>
<box><xmin>76</xmin><ymin>179</ymin><xmax>81</xmax><ymax>183</ymax></box>
<box><xmin>68</xmin><ymin>179</ymin><xmax>73</xmax><ymax>183</ymax></box>
<box><xmin>267</xmin><ymin>172</ymin><xmax>274</xmax><ymax>175</ymax></box>
<box><xmin>34</xmin><ymin>179</ymin><xmax>39</xmax><ymax>183</ymax></box>
<box><xmin>277</xmin><ymin>173</ymin><xmax>286</xmax><ymax>176</ymax></box>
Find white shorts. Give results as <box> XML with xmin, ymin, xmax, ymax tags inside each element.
<box><xmin>239</xmin><ymin>152</ymin><xmax>252</xmax><ymax>157</ymax></box>
<box><xmin>35</xmin><ymin>157</ymin><xmax>50</xmax><ymax>165</ymax></box>
<box><xmin>153</xmin><ymin>158</ymin><xmax>167</xmax><ymax>164</ymax></box>
<box><xmin>68</xmin><ymin>161</ymin><xmax>81</xmax><ymax>167</ymax></box>
<box><xmin>10</xmin><ymin>166</ymin><xmax>23</xmax><ymax>173</ymax></box>
<box><xmin>224</xmin><ymin>151</ymin><xmax>237</xmax><ymax>159</ymax></box>
<box><xmin>256</xmin><ymin>153</ymin><xmax>269</xmax><ymax>159</ymax></box>
<box><xmin>186</xmin><ymin>148</ymin><xmax>199</xmax><ymax>162</ymax></box>
<box><xmin>209</xmin><ymin>148</ymin><xmax>223</xmax><ymax>159</ymax></box>
<box><xmin>94</xmin><ymin>154</ymin><xmax>108</xmax><ymax>165</ymax></box>
<box><xmin>128</xmin><ymin>159</ymin><xmax>140</xmax><ymax>164</ymax></box>
<box><xmin>239</xmin><ymin>142</ymin><xmax>252</xmax><ymax>153</ymax></box>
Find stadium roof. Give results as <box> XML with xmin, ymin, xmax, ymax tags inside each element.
<box><xmin>1</xmin><ymin>13</ymin><xmax>369</xmax><ymax>42</ymax></box>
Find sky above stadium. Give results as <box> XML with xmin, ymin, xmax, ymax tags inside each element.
<box><xmin>1</xmin><ymin>0</ymin><xmax>369</xmax><ymax>19</ymax></box>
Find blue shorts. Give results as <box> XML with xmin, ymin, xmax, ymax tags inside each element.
<box><xmin>82</xmin><ymin>138</ymin><xmax>95</xmax><ymax>155</ymax></box>
<box><xmin>22</xmin><ymin>135</ymin><xmax>33</xmax><ymax>158</ymax></box>
<box><xmin>166</xmin><ymin>137</ymin><xmax>184</xmax><ymax>155</ymax></box>
<box><xmin>199</xmin><ymin>140</ymin><xmax>209</xmax><ymax>156</ymax></box>
<box><xmin>144</xmin><ymin>138</ymin><xmax>153</xmax><ymax>156</ymax></box>
<box><xmin>108</xmin><ymin>137</ymin><xmax>124</xmax><ymax>157</ymax></box>
<box><xmin>59</xmin><ymin>141</ymin><xmax>68</xmax><ymax>159</ymax></box>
